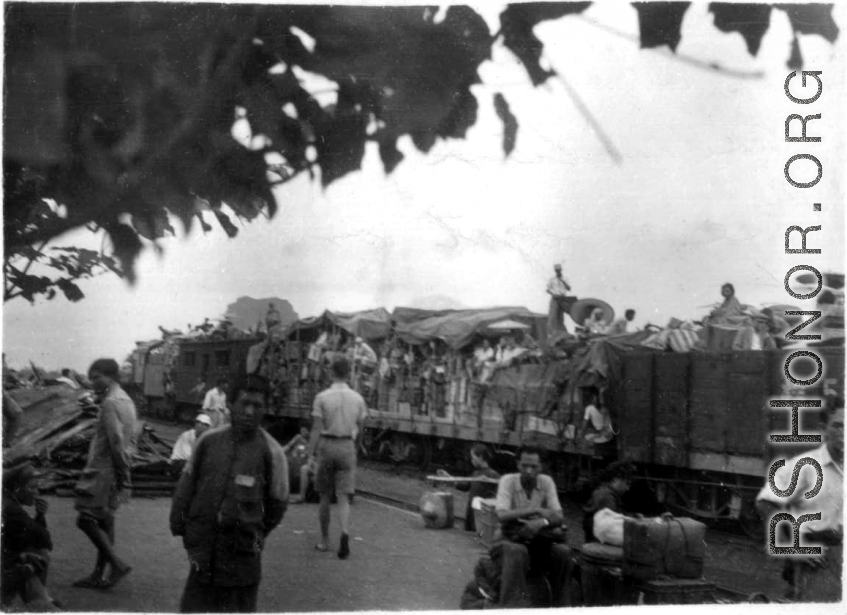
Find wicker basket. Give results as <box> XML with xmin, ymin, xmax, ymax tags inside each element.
<box><xmin>473</xmin><ymin>498</ymin><xmax>500</xmax><ymax>547</ymax></box>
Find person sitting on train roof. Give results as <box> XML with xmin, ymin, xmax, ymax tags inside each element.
<box><xmin>584</xmin><ymin>308</ymin><xmax>609</xmax><ymax>335</ymax></box>
<box><xmin>706</xmin><ymin>282</ymin><xmax>748</xmax><ymax>326</ymax></box>
<box><xmin>582</xmin><ymin>461</ymin><xmax>636</xmax><ymax>543</ymax></box>
<box><xmin>608</xmin><ymin>309</ymin><xmax>636</xmax><ymax>336</ymax></box>
<box><xmin>170</xmin><ymin>414</ymin><xmax>212</xmax><ymax>468</ymax></box>
<box><xmin>493</xmin><ymin>445</ymin><xmax>576</xmax><ymax>607</ymax></box>
<box><xmin>202</xmin><ymin>377</ymin><xmax>229</xmax><ymax>428</ymax></box>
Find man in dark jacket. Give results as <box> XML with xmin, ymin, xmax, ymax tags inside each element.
<box><xmin>170</xmin><ymin>375</ymin><xmax>288</xmax><ymax>613</ymax></box>
<box><xmin>582</xmin><ymin>461</ymin><xmax>636</xmax><ymax>543</ymax></box>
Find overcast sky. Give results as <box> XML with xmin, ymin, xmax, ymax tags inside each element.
<box><xmin>3</xmin><ymin>2</ymin><xmax>845</xmax><ymax>372</ymax></box>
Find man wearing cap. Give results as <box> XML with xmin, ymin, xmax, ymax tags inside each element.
<box><xmin>546</xmin><ymin>264</ymin><xmax>572</xmax><ymax>333</ymax></box>
<box><xmin>170</xmin><ymin>414</ymin><xmax>213</xmax><ymax>470</ymax></box>
<box><xmin>307</xmin><ymin>357</ymin><xmax>368</xmax><ymax>559</ymax></box>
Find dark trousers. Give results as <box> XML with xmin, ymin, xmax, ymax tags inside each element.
<box><xmin>498</xmin><ymin>540</ymin><xmax>574</xmax><ymax>607</ymax></box>
<box><xmin>180</xmin><ymin>568</ymin><xmax>259</xmax><ymax>613</ymax></box>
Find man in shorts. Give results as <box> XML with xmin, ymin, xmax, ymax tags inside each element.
<box><xmin>73</xmin><ymin>358</ymin><xmax>138</xmax><ymax>590</ymax></box>
<box><xmin>307</xmin><ymin>357</ymin><xmax>367</xmax><ymax>559</ymax></box>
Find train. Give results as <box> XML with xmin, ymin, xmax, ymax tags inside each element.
<box><xmin>126</xmin><ymin>301</ymin><xmax>844</xmax><ymax>535</ymax></box>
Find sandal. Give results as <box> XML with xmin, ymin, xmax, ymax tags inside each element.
<box><xmin>101</xmin><ymin>566</ymin><xmax>132</xmax><ymax>590</ymax></box>
<box><xmin>314</xmin><ymin>543</ymin><xmax>330</xmax><ymax>552</ymax></box>
<box><xmin>72</xmin><ymin>576</ymin><xmax>108</xmax><ymax>590</ymax></box>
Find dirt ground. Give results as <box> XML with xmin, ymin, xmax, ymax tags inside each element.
<box><xmin>18</xmin><ymin>415</ymin><xmax>789</xmax><ymax>611</ymax></box>
<box><xmin>29</xmin><ymin>491</ymin><xmax>487</xmax><ymax>612</ymax></box>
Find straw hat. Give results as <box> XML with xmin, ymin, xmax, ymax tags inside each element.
<box><xmin>570</xmin><ymin>298</ymin><xmax>615</xmax><ymax>326</ymax></box>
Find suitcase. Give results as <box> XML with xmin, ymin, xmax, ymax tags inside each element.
<box><xmin>622</xmin><ymin>516</ymin><xmax>707</xmax><ymax>580</ymax></box>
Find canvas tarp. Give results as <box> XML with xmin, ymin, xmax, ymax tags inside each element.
<box><xmin>284</xmin><ymin>308</ymin><xmax>392</xmax><ymax>342</ymax></box>
<box><xmin>486</xmin><ymin>361</ymin><xmax>572</xmax><ymax>419</ymax></box>
<box><xmin>394</xmin><ymin>306</ymin><xmax>541</xmax><ymax>349</ymax></box>
<box><xmin>568</xmin><ymin>330</ymin><xmax>657</xmax><ymax>392</ymax></box>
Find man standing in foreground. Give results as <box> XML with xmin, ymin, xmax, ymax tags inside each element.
<box><xmin>170</xmin><ymin>376</ymin><xmax>288</xmax><ymax>613</ymax></box>
<box><xmin>308</xmin><ymin>357</ymin><xmax>367</xmax><ymax>559</ymax></box>
<box><xmin>756</xmin><ymin>399</ymin><xmax>843</xmax><ymax>602</ymax></box>
<box><xmin>546</xmin><ymin>263</ymin><xmax>571</xmax><ymax>334</ymax></box>
<box><xmin>73</xmin><ymin>358</ymin><xmax>138</xmax><ymax>590</ymax></box>
<box><xmin>494</xmin><ymin>445</ymin><xmax>573</xmax><ymax>607</ymax></box>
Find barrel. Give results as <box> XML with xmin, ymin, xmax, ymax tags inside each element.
<box><xmin>419</xmin><ymin>491</ymin><xmax>454</xmax><ymax>529</ymax></box>
<box><xmin>580</xmin><ymin>542</ymin><xmax>625</xmax><ymax>606</ymax></box>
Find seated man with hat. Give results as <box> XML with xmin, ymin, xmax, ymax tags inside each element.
<box><xmin>1</xmin><ymin>462</ymin><xmax>57</xmax><ymax>610</ymax></box>
<box><xmin>170</xmin><ymin>414</ymin><xmax>213</xmax><ymax>473</ymax></box>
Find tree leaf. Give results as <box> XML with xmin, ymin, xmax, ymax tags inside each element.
<box><xmin>493</xmin><ymin>93</ymin><xmax>518</xmax><ymax>157</ymax></box>
<box><xmin>499</xmin><ymin>2</ymin><xmax>591</xmax><ymax>86</ymax></box>
<box><xmin>214</xmin><ymin>210</ymin><xmax>240</xmax><ymax>238</ymax></box>
<box><xmin>105</xmin><ymin>222</ymin><xmax>143</xmax><ymax>284</ymax></box>
<box><xmin>709</xmin><ymin>3</ymin><xmax>772</xmax><ymax>57</ymax></box>
<box><xmin>776</xmin><ymin>3</ymin><xmax>840</xmax><ymax>43</ymax></box>
<box><xmin>633</xmin><ymin>2</ymin><xmax>691</xmax><ymax>52</ymax></box>
<box><xmin>378</xmin><ymin>136</ymin><xmax>404</xmax><ymax>175</ymax></box>
<box><xmin>56</xmin><ymin>278</ymin><xmax>85</xmax><ymax>302</ymax></box>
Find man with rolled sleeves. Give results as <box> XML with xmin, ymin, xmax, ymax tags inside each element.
<box><xmin>307</xmin><ymin>357</ymin><xmax>367</xmax><ymax>559</ymax></box>
<box><xmin>756</xmin><ymin>399</ymin><xmax>843</xmax><ymax>602</ymax></box>
<box><xmin>494</xmin><ymin>445</ymin><xmax>574</xmax><ymax>607</ymax></box>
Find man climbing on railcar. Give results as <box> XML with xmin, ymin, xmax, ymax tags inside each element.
<box><xmin>755</xmin><ymin>398</ymin><xmax>843</xmax><ymax>602</ymax></box>
<box><xmin>493</xmin><ymin>445</ymin><xmax>575</xmax><ymax>607</ymax></box>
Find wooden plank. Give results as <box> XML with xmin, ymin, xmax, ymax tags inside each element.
<box><xmin>5</xmin><ymin>405</ymin><xmax>84</xmax><ymax>464</ymax></box>
<box><xmin>726</xmin><ymin>353</ymin><xmax>768</xmax><ymax>455</ymax></box>
<box><xmin>689</xmin><ymin>355</ymin><xmax>728</xmax><ymax>453</ymax></box>
<box><xmin>619</xmin><ymin>354</ymin><xmax>654</xmax><ymax>463</ymax></box>
<box><xmin>42</xmin><ymin>418</ymin><xmax>97</xmax><ymax>459</ymax></box>
<box><xmin>653</xmin><ymin>354</ymin><xmax>689</xmax><ymax>466</ymax></box>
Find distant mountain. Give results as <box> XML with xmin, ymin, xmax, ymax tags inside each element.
<box><xmin>223</xmin><ymin>297</ymin><xmax>298</xmax><ymax>331</ymax></box>
<box><xmin>408</xmin><ymin>295</ymin><xmax>466</xmax><ymax>310</ymax></box>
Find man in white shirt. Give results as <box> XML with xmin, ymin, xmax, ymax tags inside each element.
<box><xmin>756</xmin><ymin>400</ymin><xmax>843</xmax><ymax>601</ymax></box>
<box><xmin>170</xmin><ymin>414</ymin><xmax>213</xmax><ymax>464</ymax></box>
<box><xmin>202</xmin><ymin>377</ymin><xmax>229</xmax><ymax>428</ymax></box>
<box><xmin>546</xmin><ymin>263</ymin><xmax>571</xmax><ymax>333</ymax></box>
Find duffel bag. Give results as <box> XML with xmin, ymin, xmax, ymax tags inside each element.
<box><xmin>623</xmin><ymin>515</ymin><xmax>707</xmax><ymax>580</ymax></box>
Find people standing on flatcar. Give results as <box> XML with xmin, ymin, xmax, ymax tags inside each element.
<box><xmin>582</xmin><ymin>461</ymin><xmax>636</xmax><ymax>543</ymax></box>
<box><xmin>756</xmin><ymin>399</ymin><xmax>843</xmax><ymax>602</ymax></box>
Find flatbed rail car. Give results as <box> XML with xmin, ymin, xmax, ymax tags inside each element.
<box><xmin>270</xmin><ymin>343</ymin><xmax>843</xmax><ymax>533</ymax></box>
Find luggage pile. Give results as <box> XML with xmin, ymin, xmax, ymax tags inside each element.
<box><xmin>3</xmin><ymin>386</ymin><xmax>179</xmax><ymax>497</ymax></box>
<box><xmin>581</xmin><ymin>511</ymin><xmax>715</xmax><ymax>606</ymax></box>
